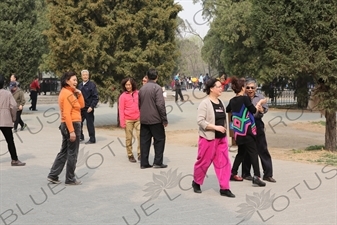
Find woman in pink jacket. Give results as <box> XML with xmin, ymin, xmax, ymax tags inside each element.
<box><xmin>118</xmin><ymin>78</ymin><xmax>140</xmax><ymax>163</ymax></box>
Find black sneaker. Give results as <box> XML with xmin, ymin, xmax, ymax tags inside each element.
<box><xmin>243</xmin><ymin>175</ymin><xmax>253</xmax><ymax>181</ymax></box>
<box><xmin>263</xmin><ymin>176</ymin><xmax>276</xmax><ymax>183</ymax></box>
<box><xmin>192</xmin><ymin>181</ymin><xmax>202</xmax><ymax>193</ymax></box>
<box><xmin>252</xmin><ymin>176</ymin><xmax>266</xmax><ymax>187</ymax></box>
<box><xmin>65</xmin><ymin>180</ymin><xmax>82</xmax><ymax>185</ymax></box>
<box><xmin>153</xmin><ymin>164</ymin><xmax>168</xmax><ymax>168</ymax></box>
<box><xmin>220</xmin><ymin>189</ymin><xmax>235</xmax><ymax>198</ymax></box>
<box><xmin>47</xmin><ymin>177</ymin><xmax>61</xmax><ymax>184</ymax></box>
<box><xmin>20</xmin><ymin>124</ymin><xmax>27</xmax><ymax>131</ymax></box>
<box><xmin>140</xmin><ymin>165</ymin><xmax>153</xmax><ymax>169</ymax></box>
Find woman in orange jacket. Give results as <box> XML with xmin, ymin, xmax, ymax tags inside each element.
<box><xmin>47</xmin><ymin>71</ymin><xmax>85</xmax><ymax>185</ymax></box>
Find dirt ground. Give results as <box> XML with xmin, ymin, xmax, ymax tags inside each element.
<box><xmin>167</xmin><ymin>122</ymin><xmax>337</xmax><ymax>164</ymax></box>
<box><xmin>98</xmin><ymin>120</ymin><xmax>336</xmax><ymax>166</ymax></box>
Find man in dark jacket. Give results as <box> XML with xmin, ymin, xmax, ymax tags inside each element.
<box><xmin>174</xmin><ymin>73</ymin><xmax>184</xmax><ymax>102</ymax></box>
<box><xmin>241</xmin><ymin>78</ymin><xmax>276</xmax><ymax>183</ymax></box>
<box><xmin>79</xmin><ymin>70</ymin><xmax>99</xmax><ymax>144</ymax></box>
<box><xmin>138</xmin><ymin>68</ymin><xmax>168</xmax><ymax>169</ymax></box>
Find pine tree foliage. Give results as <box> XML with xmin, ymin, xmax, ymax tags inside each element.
<box><xmin>250</xmin><ymin>0</ymin><xmax>337</xmax><ymax>151</ymax></box>
<box><xmin>199</xmin><ymin>0</ymin><xmax>337</xmax><ymax>150</ymax></box>
<box><xmin>0</xmin><ymin>0</ymin><xmax>47</xmax><ymax>89</ymax></box>
<box><xmin>45</xmin><ymin>0</ymin><xmax>182</xmax><ymax>105</ymax></box>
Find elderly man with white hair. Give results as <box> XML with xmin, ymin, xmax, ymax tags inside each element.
<box><xmin>241</xmin><ymin>78</ymin><xmax>276</xmax><ymax>183</ymax></box>
<box><xmin>78</xmin><ymin>69</ymin><xmax>99</xmax><ymax>144</ymax></box>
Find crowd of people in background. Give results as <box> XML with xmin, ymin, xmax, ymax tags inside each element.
<box><xmin>170</xmin><ymin>72</ymin><xmax>231</xmax><ymax>92</ymax></box>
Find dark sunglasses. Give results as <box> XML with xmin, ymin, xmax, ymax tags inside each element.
<box><xmin>246</xmin><ymin>86</ymin><xmax>255</xmax><ymax>90</ymax></box>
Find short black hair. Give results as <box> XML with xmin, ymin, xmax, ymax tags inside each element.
<box><xmin>0</xmin><ymin>74</ymin><xmax>4</xmax><ymax>88</ymax></box>
<box><xmin>60</xmin><ymin>71</ymin><xmax>77</xmax><ymax>88</ymax></box>
<box><xmin>203</xmin><ymin>78</ymin><xmax>219</xmax><ymax>95</ymax></box>
<box><xmin>147</xmin><ymin>68</ymin><xmax>158</xmax><ymax>80</ymax></box>
<box><xmin>121</xmin><ymin>77</ymin><xmax>137</xmax><ymax>92</ymax></box>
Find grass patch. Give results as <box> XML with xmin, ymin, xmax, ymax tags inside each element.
<box><xmin>314</xmin><ymin>153</ymin><xmax>337</xmax><ymax>166</ymax></box>
<box><xmin>305</xmin><ymin>145</ymin><xmax>325</xmax><ymax>151</ymax></box>
<box><xmin>292</xmin><ymin>149</ymin><xmax>304</xmax><ymax>154</ymax></box>
<box><xmin>311</xmin><ymin>121</ymin><xmax>326</xmax><ymax>126</ymax></box>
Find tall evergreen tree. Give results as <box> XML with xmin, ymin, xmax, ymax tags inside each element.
<box><xmin>199</xmin><ymin>0</ymin><xmax>337</xmax><ymax>151</ymax></box>
<box><xmin>0</xmin><ymin>0</ymin><xmax>47</xmax><ymax>89</ymax></box>
<box><xmin>45</xmin><ymin>0</ymin><xmax>182</xmax><ymax>105</ymax></box>
<box><xmin>250</xmin><ymin>0</ymin><xmax>337</xmax><ymax>151</ymax></box>
<box><xmin>201</xmin><ymin>28</ymin><xmax>225</xmax><ymax>74</ymax></box>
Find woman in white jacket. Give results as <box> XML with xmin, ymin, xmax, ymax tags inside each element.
<box><xmin>192</xmin><ymin>78</ymin><xmax>234</xmax><ymax>198</ymax></box>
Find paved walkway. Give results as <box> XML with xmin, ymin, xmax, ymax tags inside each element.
<box><xmin>0</xmin><ymin>90</ymin><xmax>336</xmax><ymax>225</ymax></box>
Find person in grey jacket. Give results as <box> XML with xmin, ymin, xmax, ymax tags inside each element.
<box><xmin>138</xmin><ymin>68</ymin><xmax>168</xmax><ymax>169</ymax></box>
<box><xmin>192</xmin><ymin>78</ymin><xmax>234</xmax><ymax>197</ymax></box>
<box><xmin>0</xmin><ymin>74</ymin><xmax>25</xmax><ymax>166</ymax></box>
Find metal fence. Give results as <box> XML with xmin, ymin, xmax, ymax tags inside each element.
<box><xmin>257</xmin><ymin>88</ymin><xmax>298</xmax><ymax>107</ymax></box>
<box><xmin>40</xmin><ymin>79</ymin><xmax>61</xmax><ymax>95</ymax></box>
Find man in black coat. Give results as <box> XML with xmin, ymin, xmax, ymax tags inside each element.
<box><xmin>241</xmin><ymin>78</ymin><xmax>276</xmax><ymax>183</ymax></box>
<box><xmin>78</xmin><ymin>70</ymin><xmax>99</xmax><ymax>144</ymax></box>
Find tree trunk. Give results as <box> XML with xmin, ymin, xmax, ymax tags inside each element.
<box><xmin>296</xmin><ymin>76</ymin><xmax>309</xmax><ymax>108</ymax></box>
<box><xmin>325</xmin><ymin>110</ymin><xmax>336</xmax><ymax>151</ymax></box>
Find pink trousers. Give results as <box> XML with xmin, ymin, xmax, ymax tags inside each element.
<box><xmin>193</xmin><ymin>136</ymin><xmax>231</xmax><ymax>189</ymax></box>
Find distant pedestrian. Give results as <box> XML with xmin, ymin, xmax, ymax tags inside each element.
<box><xmin>10</xmin><ymin>82</ymin><xmax>27</xmax><ymax>132</ymax></box>
<box><xmin>79</xmin><ymin>70</ymin><xmax>99</xmax><ymax>144</ymax></box>
<box><xmin>29</xmin><ymin>76</ymin><xmax>40</xmax><ymax>111</ymax></box>
<box><xmin>203</xmin><ymin>73</ymin><xmax>210</xmax><ymax>84</ymax></box>
<box><xmin>142</xmin><ymin>75</ymin><xmax>148</xmax><ymax>86</ymax></box>
<box><xmin>174</xmin><ymin>73</ymin><xmax>184</xmax><ymax>102</ymax></box>
<box><xmin>192</xmin><ymin>78</ymin><xmax>235</xmax><ymax>197</ymax></box>
<box><xmin>10</xmin><ymin>74</ymin><xmax>20</xmax><ymax>87</ymax></box>
<box><xmin>47</xmin><ymin>71</ymin><xmax>84</xmax><ymax>185</ymax></box>
<box><xmin>0</xmin><ymin>74</ymin><xmax>26</xmax><ymax>166</ymax></box>
<box><xmin>118</xmin><ymin>77</ymin><xmax>141</xmax><ymax>163</ymax></box>
<box><xmin>198</xmin><ymin>74</ymin><xmax>204</xmax><ymax>91</ymax></box>
<box><xmin>139</xmin><ymin>68</ymin><xmax>168</xmax><ymax>169</ymax></box>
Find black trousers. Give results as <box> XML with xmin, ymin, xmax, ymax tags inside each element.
<box><xmin>48</xmin><ymin>122</ymin><xmax>81</xmax><ymax>183</ymax></box>
<box><xmin>242</xmin><ymin>125</ymin><xmax>273</xmax><ymax>177</ymax></box>
<box><xmin>81</xmin><ymin>108</ymin><xmax>96</xmax><ymax>142</ymax></box>
<box><xmin>175</xmin><ymin>88</ymin><xmax>184</xmax><ymax>101</ymax></box>
<box><xmin>0</xmin><ymin>127</ymin><xmax>18</xmax><ymax>161</ymax></box>
<box><xmin>231</xmin><ymin>140</ymin><xmax>261</xmax><ymax>177</ymax></box>
<box><xmin>14</xmin><ymin>110</ymin><xmax>24</xmax><ymax>130</ymax></box>
<box><xmin>30</xmin><ymin>90</ymin><xmax>38</xmax><ymax>110</ymax></box>
<box><xmin>140</xmin><ymin>123</ymin><xmax>166</xmax><ymax>166</ymax></box>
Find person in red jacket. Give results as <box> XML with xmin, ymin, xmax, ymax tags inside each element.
<box><xmin>29</xmin><ymin>76</ymin><xmax>40</xmax><ymax>111</ymax></box>
<box><xmin>118</xmin><ymin>78</ymin><xmax>141</xmax><ymax>163</ymax></box>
